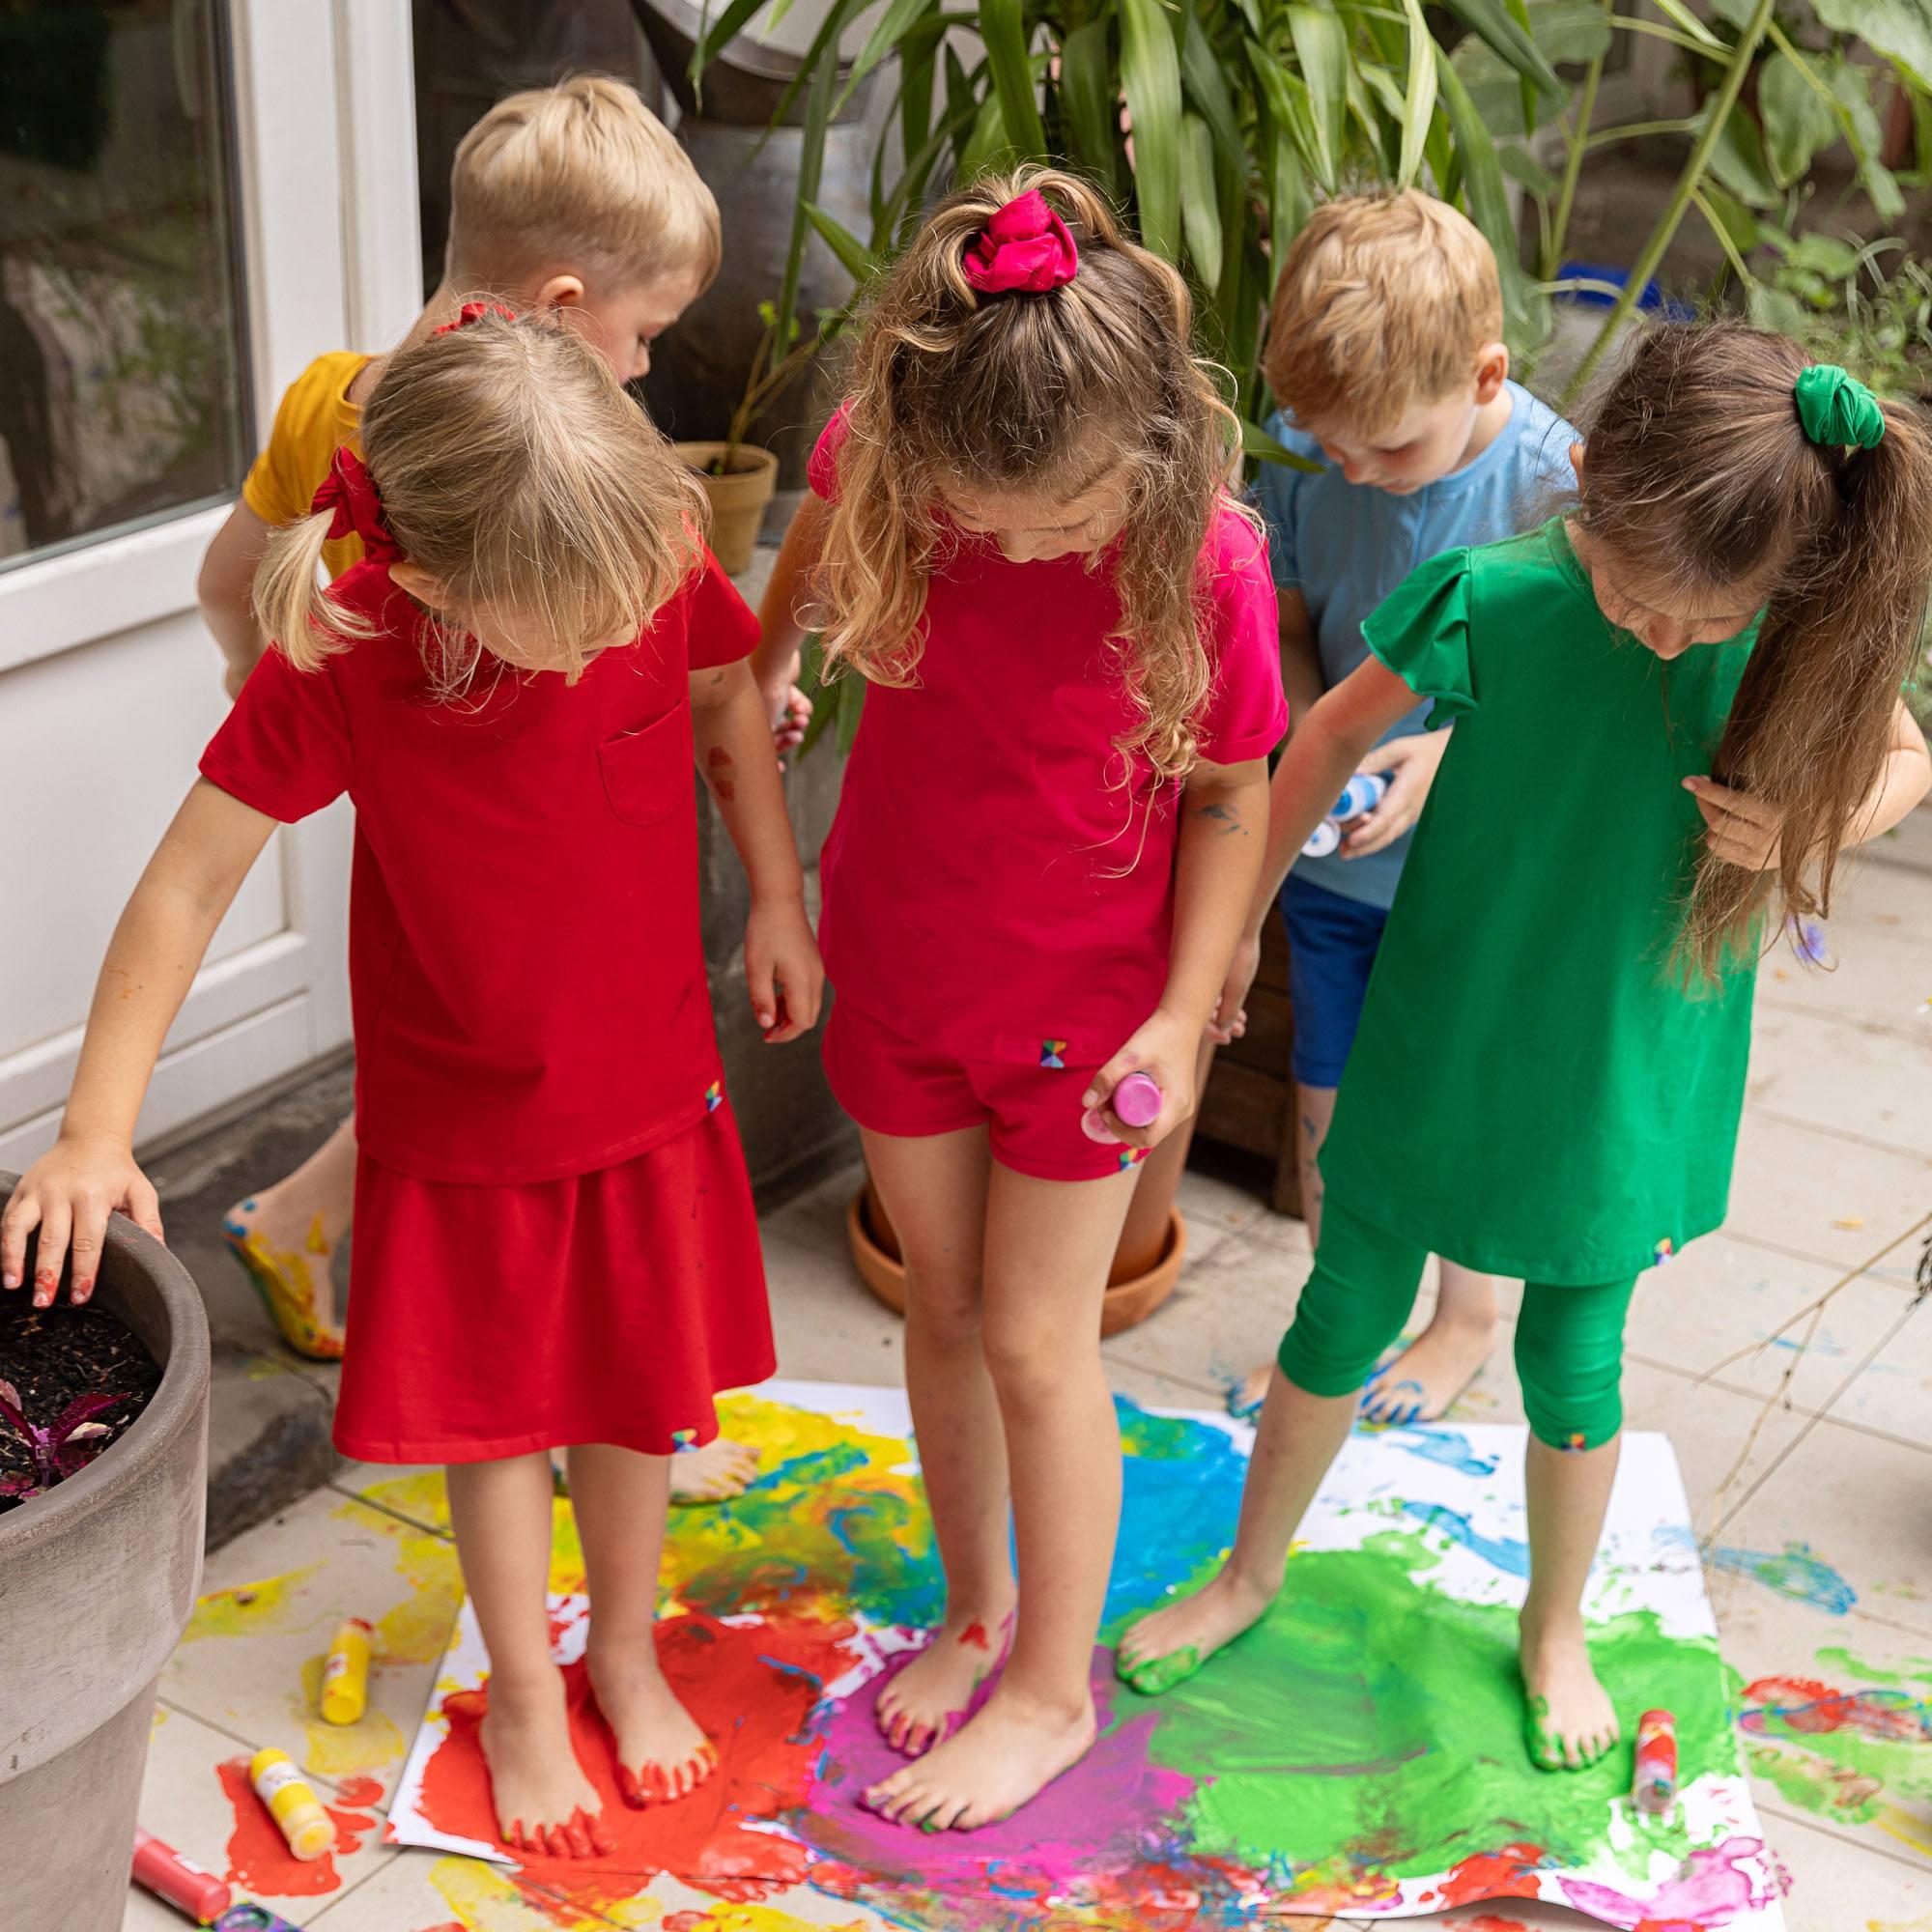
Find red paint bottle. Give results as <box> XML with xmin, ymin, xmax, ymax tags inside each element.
<box><xmin>131</xmin><ymin>1827</ymin><xmax>234</xmax><ymax>1924</ymax></box>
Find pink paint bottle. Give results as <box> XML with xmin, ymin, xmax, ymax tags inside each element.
<box><xmin>131</xmin><ymin>1828</ymin><xmax>233</xmax><ymax>1923</ymax></box>
<box><xmin>1080</xmin><ymin>1071</ymin><xmax>1163</xmax><ymax>1144</ymax></box>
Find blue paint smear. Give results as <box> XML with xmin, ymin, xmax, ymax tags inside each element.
<box><xmin>1402</xmin><ymin>1501</ymin><xmax>1531</xmax><ymax>1577</ymax></box>
<box><xmin>1707</xmin><ymin>1537</ymin><xmax>1857</xmax><ymax>1613</ymax></box>
<box><xmin>1383</xmin><ymin>1426</ymin><xmax>1499</xmax><ymax>1478</ymax></box>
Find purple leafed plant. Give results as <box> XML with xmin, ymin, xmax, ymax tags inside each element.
<box><xmin>0</xmin><ymin>1378</ymin><xmax>126</xmax><ymax>1499</ymax></box>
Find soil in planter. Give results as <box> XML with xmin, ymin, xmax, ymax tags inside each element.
<box><xmin>0</xmin><ymin>1298</ymin><xmax>160</xmax><ymax>1514</ymax></box>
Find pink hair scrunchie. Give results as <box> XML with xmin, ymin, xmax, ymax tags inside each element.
<box><xmin>310</xmin><ymin>446</ymin><xmax>401</xmax><ymax>564</ymax></box>
<box><xmin>433</xmin><ymin>299</ymin><xmax>517</xmax><ymax>336</ymax></box>
<box><xmin>962</xmin><ymin>190</ymin><xmax>1080</xmax><ymax>295</ymax></box>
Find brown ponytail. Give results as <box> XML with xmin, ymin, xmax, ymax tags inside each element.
<box><xmin>1576</xmin><ymin>321</ymin><xmax>1932</xmax><ymax>980</ymax></box>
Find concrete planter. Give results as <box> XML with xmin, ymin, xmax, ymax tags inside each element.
<box><xmin>0</xmin><ymin>1174</ymin><xmax>211</xmax><ymax>1932</ymax></box>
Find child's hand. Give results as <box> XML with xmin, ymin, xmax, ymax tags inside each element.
<box><xmin>1</xmin><ymin>1133</ymin><xmax>165</xmax><ymax>1307</ymax></box>
<box><xmin>1209</xmin><ymin>930</ymin><xmax>1262</xmax><ymax>1045</ymax></box>
<box><xmin>1685</xmin><ymin>776</ymin><xmax>1783</xmax><ymax>870</ymax></box>
<box><xmin>1084</xmin><ymin>1009</ymin><xmax>1199</xmax><ymax>1151</ymax></box>
<box><xmin>745</xmin><ymin>895</ymin><xmax>824</xmax><ymax>1042</ymax></box>
<box><xmin>1339</xmin><ymin>732</ymin><xmax>1446</xmax><ymax>858</ymax></box>
<box><xmin>759</xmin><ymin>652</ymin><xmax>812</xmax><ymax>762</ymax></box>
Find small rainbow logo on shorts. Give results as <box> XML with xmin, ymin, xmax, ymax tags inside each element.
<box><xmin>1653</xmin><ymin>1236</ymin><xmax>1674</xmax><ymax>1265</ymax></box>
<box><xmin>1119</xmin><ymin>1148</ymin><xmax>1147</xmax><ymax>1172</ymax></box>
<box><xmin>1040</xmin><ymin>1040</ymin><xmax>1068</xmax><ymax>1068</ymax></box>
<box><xmin>705</xmin><ymin>1080</ymin><xmax>723</xmax><ymax>1113</ymax></box>
<box><xmin>1563</xmin><ymin>1432</ymin><xmax>1588</xmax><ymax>1453</ymax></box>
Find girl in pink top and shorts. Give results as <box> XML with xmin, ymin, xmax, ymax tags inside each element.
<box><xmin>758</xmin><ymin>168</ymin><xmax>1287</xmax><ymax>1830</ymax></box>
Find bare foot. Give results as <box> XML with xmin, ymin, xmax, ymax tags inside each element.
<box><xmin>876</xmin><ymin>1608</ymin><xmax>1013</xmax><ymax>1757</ymax></box>
<box><xmin>1359</xmin><ymin>1310</ymin><xmax>1497</xmax><ymax>1427</ymax></box>
<box><xmin>588</xmin><ymin>1636</ymin><xmax>717</xmax><ymax>1806</ymax></box>
<box><xmin>1115</xmin><ymin>1566</ymin><xmax>1272</xmax><ymax>1694</ymax></box>
<box><xmin>1227</xmin><ymin>1362</ymin><xmax>1271</xmax><ymax>1421</ymax></box>
<box><xmin>479</xmin><ymin>1670</ymin><xmax>612</xmax><ymax>1857</ymax></box>
<box><xmin>1520</xmin><ymin>1611</ymin><xmax>1619</xmax><ymax>1771</ymax></box>
<box><xmin>863</xmin><ymin>1683</ymin><xmax>1095</xmax><ymax>1830</ymax></box>
<box><xmin>221</xmin><ymin>1195</ymin><xmax>345</xmax><ymax>1360</ymax></box>
<box><xmin>668</xmin><ymin>1435</ymin><xmax>761</xmax><ymax>1504</ymax></box>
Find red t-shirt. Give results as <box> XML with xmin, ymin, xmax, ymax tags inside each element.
<box><xmin>810</xmin><ymin>410</ymin><xmax>1287</xmax><ymax>1067</ymax></box>
<box><xmin>200</xmin><ymin>553</ymin><xmax>758</xmax><ymax>1183</ymax></box>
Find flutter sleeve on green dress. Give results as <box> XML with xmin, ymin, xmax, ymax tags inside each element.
<box><xmin>1315</xmin><ymin>522</ymin><xmax>1760</xmax><ymax>1286</ymax></box>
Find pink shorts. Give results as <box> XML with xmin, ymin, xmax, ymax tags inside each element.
<box><xmin>823</xmin><ymin>997</ymin><xmax>1150</xmax><ymax>1183</ymax></box>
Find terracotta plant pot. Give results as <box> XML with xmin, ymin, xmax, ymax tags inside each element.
<box><xmin>848</xmin><ymin>1180</ymin><xmax>1186</xmax><ymax>1338</ymax></box>
<box><xmin>678</xmin><ymin>440</ymin><xmax>780</xmax><ymax>576</ymax></box>
<box><xmin>0</xmin><ymin>1174</ymin><xmax>210</xmax><ymax>1932</ymax></box>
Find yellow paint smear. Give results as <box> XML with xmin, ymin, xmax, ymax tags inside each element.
<box><xmin>359</xmin><ymin>1467</ymin><xmax>450</xmax><ymax>1528</ymax></box>
<box><xmin>183</xmin><ymin>1564</ymin><xmax>321</xmax><ymax>1640</ymax></box>
<box><xmin>328</xmin><ymin>1494</ymin><xmax>464</xmax><ymax>1666</ymax></box>
<box><xmin>297</xmin><ymin>1651</ymin><xmax>406</xmax><ymax>1777</ymax></box>
<box><xmin>430</xmin><ymin>1854</ymin><xmax>611</xmax><ymax>1929</ymax></box>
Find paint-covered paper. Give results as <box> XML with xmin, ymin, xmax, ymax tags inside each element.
<box><xmin>388</xmin><ymin>1380</ymin><xmax>1788</xmax><ymax>1926</ymax></box>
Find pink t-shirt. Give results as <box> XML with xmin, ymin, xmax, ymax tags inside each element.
<box><xmin>810</xmin><ymin>409</ymin><xmax>1287</xmax><ymax>1067</ymax></box>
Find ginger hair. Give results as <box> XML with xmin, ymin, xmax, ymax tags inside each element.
<box><xmin>446</xmin><ymin>74</ymin><xmax>721</xmax><ymax>297</ymax></box>
<box><xmin>253</xmin><ymin>308</ymin><xmax>702</xmax><ymax>688</ymax></box>
<box><xmin>1263</xmin><ymin>190</ymin><xmax>1503</xmax><ymax>439</ymax></box>
<box><xmin>1575</xmin><ymin>320</ymin><xmax>1932</xmax><ymax>980</ymax></box>
<box><xmin>812</xmin><ymin>166</ymin><xmax>1249</xmax><ymax>785</ymax></box>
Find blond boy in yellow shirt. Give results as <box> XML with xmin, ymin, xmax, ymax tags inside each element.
<box><xmin>201</xmin><ymin>78</ymin><xmax>770</xmax><ymax>1500</ymax></box>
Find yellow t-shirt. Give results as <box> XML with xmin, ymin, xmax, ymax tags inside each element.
<box><xmin>241</xmin><ymin>352</ymin><xmax>373</xmax><ymax>580</ymax></box>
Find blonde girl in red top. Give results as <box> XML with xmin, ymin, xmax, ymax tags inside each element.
<box><xmin>757</xmin><ymin>169</ymin><xmax>1287</xmax><ymax>1828</ymax></box>
<box><xmin>3</xmin><ymin>309</ymin><xmax>823</xmax><ymax>1859</ymax></box>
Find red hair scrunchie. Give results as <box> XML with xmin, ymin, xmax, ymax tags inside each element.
<box><xmin>962</xmin><ymin>190</ymin><xmax>1080</xmax><ymax>295</ymax></box>
<box><xmin>433</xmin><ymin>299</ymin><xmax>517</xmax><ymax>336</ymax></box>
<box><xmin>310</xmin><ymin>446</ymin><xmax>401</xmax><ymax>564</ymax></box>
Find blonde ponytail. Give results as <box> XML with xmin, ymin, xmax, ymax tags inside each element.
<box><xmin>251</xmin><ymin>511</ymin><xmax>376</xmax><ymax>672</ymax></box>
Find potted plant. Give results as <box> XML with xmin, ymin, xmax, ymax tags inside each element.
<box><xmin>677</xmin><ymin>300</ymin><xmax>839</xmax><ymax>574</ymax></box>
<box><xmin>0</xmin><ymin>1176</ymin><xmax>211</xmax><ymax>1932</ymax></box>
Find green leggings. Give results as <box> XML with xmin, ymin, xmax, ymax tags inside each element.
<box><xmin>1277</xmin><ymin>1196</ymin><xmax>1637</xmax><ymax>1450</ymax></box>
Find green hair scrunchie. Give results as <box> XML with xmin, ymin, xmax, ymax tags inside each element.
<box><xmin>1794</xmin><ymin>363</ymin><xmax>1887</xmax><ymax>451</ymax></box>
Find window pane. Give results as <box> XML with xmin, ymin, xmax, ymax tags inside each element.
<box><xmin>0</xmin><ymin>0</ymin><xmax>250</xmax><ymax>570</ymax></box>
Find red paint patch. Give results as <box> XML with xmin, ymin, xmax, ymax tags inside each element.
<box><xmin>1741</xmin><ymin>1673</ymin><xmax>1932</xmax><ymax>1744</ymax></box>
<box><xmin>706</xmin><ymin>749</ymin><xmax>732</xmax><ymax>768</ymax></box>
<box><xmin>216</xmin><ymin>1757</ymin><xmax>375</xmax><ymax>1898</ymax></box>
<box><xmin>664</xmin><ymin>1915</ymin><xmax>711</xmax><ymax>1931</ymax></box>
<box><xmin>415</xmin><ymin>1611</ymin><xmax>855</xmax><ymax>1913</ymax></box>
<box><xmin>1434</xmin><ymin>1841</ymin><xmax>1548</xmax><ymax>1907</ymax></box>
<box><xmin>1461</xmin><ymin>1919</ymin><xmax>1534</xmax><ymax>1932</ymax></box>
<box><xmin>958</xmin><ymin>1620</ymin><xmax>991</xmax><ymax>1651</ymax></box>
<box><xmin>334</xmin><ymin>1775</ymin><xmax>385</xmax><ymax>1808</ymax></box>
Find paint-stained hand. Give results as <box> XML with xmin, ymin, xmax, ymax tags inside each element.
<box><xmin>1685</xmin><ymin>775</ymin><xmax>1783</xmax><ymax>870</ymax></box>
<box><xmin>759</xmin><ymin>651</ymin><xmax>812</xmax><ymax>762</ymax></box>
<box><xmin>1084</xmin><ymin>1007</ymin><xmax>1198</xmax><ymax>1151</ymax></box>
<box><xmin>1338</xmin><ymin>730</ymin><xmax>1446</xmax><ymax>858</ymax></box>
<box><xmin>1</xmin><ymin>1132</ymin><xmax>165</xmax><ymax>1307</ymax></box>
<box><xmin>745</xmin><ymin>895</ymin><xmax>825</xmax><ymax>1043</ymax></box>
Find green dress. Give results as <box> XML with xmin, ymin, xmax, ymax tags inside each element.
<box><xmin>1319</xmin><ymin>519</ymin><xmax>1759</xmax><ymax>1285</ymax></box>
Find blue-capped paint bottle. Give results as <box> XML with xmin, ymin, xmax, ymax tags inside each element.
<box><xmin>1302</xmin><ymin>773</ymin><xmax>1390</xmax><ymax>858</ymax></box>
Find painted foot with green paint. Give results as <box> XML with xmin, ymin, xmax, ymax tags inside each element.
<box><xmin>863</xmin><ymin>1682</ymin><xmax>1095</xmax><ymax>1831</ymax></box>
<box><xmin>1520</xmin><ymin>1612</ymin><xmax>1620</xmax><ymax>1771</ymax></box>
<box><xmin>876</xmin><ymin>1606</ymin><xmax>1014</xmax><ymax>1756</ymax></box>
<box><xmin>1114</xmin><ymin>1567</ymin><xmax>1272</xmax><ymax>1694</ymax></box>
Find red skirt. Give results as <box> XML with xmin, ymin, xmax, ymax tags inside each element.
<box><xmin>334</xmin><ymin>1104</ymin><xmax>774</xmax><ymax>1463</ymax></box>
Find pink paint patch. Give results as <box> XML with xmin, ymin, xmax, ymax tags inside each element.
<box><xmin>216</xmin><ymin>1756</ymin><xmax>376</xmax><ymax>1898</ymax></box>
<box><xmin>1558</xmin><ymin>1835</ymin><xmax>1786</xmax><ymax>1928</ymax></box>
<box><xmin>797</xmin><ymin>1645</ymin><xmax>1194</xmax><ymax>1905</ymax></box>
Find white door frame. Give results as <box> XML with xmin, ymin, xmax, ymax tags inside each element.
<box><xmin>0</xmin><ymin>0</ymin><xmax>420</xmax><ymax>1170</ymax></box>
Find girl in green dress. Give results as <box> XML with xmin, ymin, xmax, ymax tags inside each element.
<box><xmin>1117</xmin><ymin>322</ymin><xmax>1932</xmax><ymax>1769</ymax></box>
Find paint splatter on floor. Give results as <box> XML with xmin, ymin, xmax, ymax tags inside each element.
<box><xmin>216</xmin><ymin>1754</ymin><xmax>379</xmax><ymax>1897</ymax></box>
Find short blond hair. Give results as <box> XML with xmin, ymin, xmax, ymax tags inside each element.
<box><xmin>1264</xmin><ymin>191</ymin><xmax>1503</xmax><ymax>438</ymax></box>
<box><xmin>447</xmin><ymin>75</ymin><xmax>721</xmax><ymax>296</ymax></box>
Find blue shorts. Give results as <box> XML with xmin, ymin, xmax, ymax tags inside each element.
<box><xmin>1279</xmin><ymin>872</ymin><xmax>1390</xmax><ymax>1088</ymax></box>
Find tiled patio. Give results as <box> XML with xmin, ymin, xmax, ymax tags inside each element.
<box><xmin>124</xmin><ymin>825</ymin><xmax>1932</xmax><ymax>1932</ymax></box>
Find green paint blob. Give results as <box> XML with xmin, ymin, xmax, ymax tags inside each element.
<box><xmin>1129</xmin><ymin>1535</ymin><xmax>1735</xmax><ymax>1889</ymax></box>
<box><xmin>1812</xmin><ymin>1644</ymin><xmax>1932</xmax><ymax>1689</ymax></box>
<box><xmin>1118</xmin><ymin>1644</ymin><xmax>1203</xmax><ymax>1697</ymax></box>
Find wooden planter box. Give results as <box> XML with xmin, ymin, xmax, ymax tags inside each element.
<box><xmin>1194</xmin><ymin>914</ymin><xmax>1303</xmax><ymax>1218</ymax></box>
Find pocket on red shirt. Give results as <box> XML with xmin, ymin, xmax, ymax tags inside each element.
<box><xmin>598</xmin><ymin>710</ymin><xmax>686</xmax><ymax>825</ymax></box>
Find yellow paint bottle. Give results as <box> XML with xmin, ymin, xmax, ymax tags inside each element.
<box><xmin>248</xmin><ymin>1747</ymin><xmax>334</xmax><ymax>1861</ymax></box>
<box><xmin>319</xmin><ymin>1617</ymin><xmax>374</xmax><ymax>1725</ymax></box>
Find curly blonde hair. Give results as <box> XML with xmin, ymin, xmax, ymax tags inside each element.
<box><xmin>813</xmin><ymin>166</ymin><xmax>1249</xmax><ymax>784</ymax></box>
<box><xmin>253</xmin><ymin>308</ymin><xmax>702</xmax><ymax>690</ymax></box>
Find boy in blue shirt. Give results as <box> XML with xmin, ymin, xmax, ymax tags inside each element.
<box><xmin>1230</xmin><ymin>191</ymin><xmax>1577</xmax><ymax>1424</ymax></box>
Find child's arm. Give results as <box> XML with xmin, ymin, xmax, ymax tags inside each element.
<box><xmin>690</xmin><ymin>658</ymin><xmax>825</xmax><ymax>1042</ymax></box>
<box><xmin>1</xmin><ymin>782</ymin><xmax>278</xmax><ymax>1304</ymax></box>
<box><xmin>197</xmin><ymin>502</ymin><xmax>276</xmax><ymax>698</ymax></box>
<box><xmin>750</xmin><ymin>494</ymin><xmax>833</xmax><ymax>755</ymax></box>
<box><xmin>1084</xmin><ymin>752</ymin><xmax>1270</xmax><ymax>1148</ymax></box>
<box><xmin>1277</xmin><ymin>590</ymin><xmax>1325</xmax><ymax>730</ymax></box>
<box><xmin>1214</xmin><ymin>659</ymin><xmax>1424</xmax><ymax>1033</ymax></box>
<box><xmin>1688</xmin><ymin>697</ymin><xmax>1932</xmax><ymax>866</ymax></box>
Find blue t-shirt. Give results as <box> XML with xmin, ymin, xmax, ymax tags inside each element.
<box><xmin>1254</xmin><ymin>379</ymin><xmax>1577</xmax><ymax>908</ymax></box>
